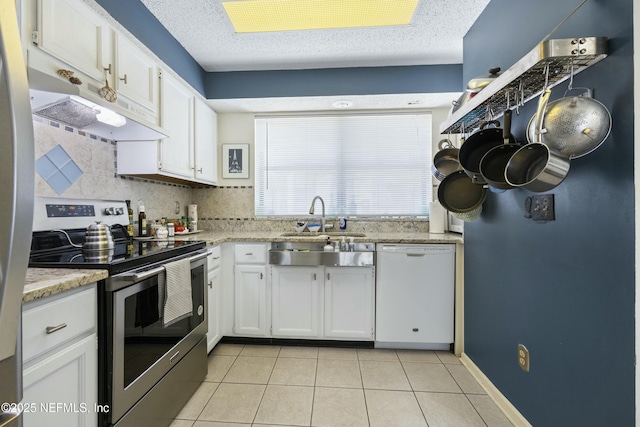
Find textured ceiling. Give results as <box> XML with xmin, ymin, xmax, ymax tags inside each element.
<box><xmin>138</xmin><ymin>0</ymin><xmax>489</xmax><ymax>112</ymax></box>
<box><xmin>139</xmin><ymin>0</ymin><xmax>490</xmax><ymax>72</ymax></box>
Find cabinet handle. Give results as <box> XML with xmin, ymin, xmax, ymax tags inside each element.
<box><xmin>246</xmin><ymin>252</ymin><xmax>253</xmax><ymax>256</ymax></box>
<box><xmin>208</xmin><ymin>280</ymin><xmax>213</xmax><ymax>289</ymax></box>
<box><xmin>327</xmin><ymin>273</ymin><xmax>331</xmax><ymax>280</ymax></box>
<box><xmin>104</xmin><ymin>64</ymin><xmax>112</xmax><ymax>75</ymax></box>
<box><xmin>313</xmin><ymin>273</ymin><xmax>316</xmax><ymax>280</ymax></box>
<box><xmin>120</xmin><ymin>74</ymin><xmax>127</xmax><ymax>84</ymax></box>
<box><xmin>197</xmin><ymin>168</ymin><xmax>203</xmax><ymax>174</ymax></box>
<box><xmin>45</xmin><ymin>323</ymin><xmax>67</xmax><ymax>334</ymax></box>
<box><xmin>212</xmin><ymin>256</ymin><xmax>220</xmax><ymax>260</ymax></box>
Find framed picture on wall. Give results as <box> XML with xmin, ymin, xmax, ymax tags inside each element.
<box><xmin>222</xmin><ymin>144</ymin><xmax>249</xmax><ymax>179</ymax></box>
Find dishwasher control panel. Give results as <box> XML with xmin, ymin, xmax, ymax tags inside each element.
<box><xmin>378</xmin><ymin>244</ymin><xmax>454</xmax><ymax>254</ymax></box>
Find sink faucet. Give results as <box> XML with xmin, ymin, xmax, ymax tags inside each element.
<box><xmin>309</xmin><ymin>196</ymin><xmax>326</xmax><ymax>232</ymax></box>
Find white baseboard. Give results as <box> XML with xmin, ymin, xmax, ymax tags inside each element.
<box><xmin>461</xmin><ymin>353</ymin><xmax>532</xmax><ymax>427</ymax></box>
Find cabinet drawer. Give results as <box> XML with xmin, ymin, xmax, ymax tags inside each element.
<box><xmin>23</xmin><ymin>286</ymin><xmax>97</xmax><ymax>363</ymax></box>
<box><xmin>234</xmin><ymin>244</ymin><xmax>266</xmax><ymax>264</ymax></box>
<box><xmin>208</xmin><ymin>245</ymin><xmax>221</xmax><ymax>269</ymax></box>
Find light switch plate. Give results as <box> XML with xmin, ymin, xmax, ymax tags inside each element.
<box><xmin>526</xmin><ymin>194</ymin><xmax>555</xmax><ymax>221</ymax></box>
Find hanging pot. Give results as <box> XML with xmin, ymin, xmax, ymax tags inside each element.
<box><xmin>526</xmin><ymin>88</ymin><xmax>611</xmax><ymax>158</ymax></box>
<box><xmin>479</xmin><ymin>109</ymin><xmax>521</xmax><ymax>190</ymax></box>
<box><xmin>459</xmin><ymin>118</ymin><xmax>516</xmax><ymax>185</ymax></box>
<box><xmin>431</xmin><ymin>139</ymin><xmax>462</xmax><ymax>181</ymax></box>
<box><xmin>437</xmin><ymin>170</ymin><xmax>487</xmax><ymax>213</ymax></box>
<box><xmin>505</xmin><ymin>89</ymin><xmax>570</xmax><ymax>192</ymax></box>
<box><xmin>504</xmin><ymin>142</ymin><xmax>570</xmax><ymax>192</ymax></box>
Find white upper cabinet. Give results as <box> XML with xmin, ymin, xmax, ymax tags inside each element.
<box><xmin>32</xmin><ymin>0</ymin><xmax>160</xmax><ymax>124</ymax></box>
<box><xmin>114</xmin><ymin>33</ymin><xmax>159</xmax><ymax>114</ymax></box>
<box><xmin>159</xmin><ymin>70</ymin><xmax>194</xmax><ymax>179</ymax></box>
<box><xmin>37</xmin><ymin>0</ymin><xmax>111</xmax><ymax>83</ymax></box>
<box><xmin>194</xmin><ymin>98</ymin><xmax>218</xmax><ymax>184</ymax></box>
<box><xmin>117</xmin><ymin>73</ymin><xmax>218</xmax><ymax>185</ymax></box>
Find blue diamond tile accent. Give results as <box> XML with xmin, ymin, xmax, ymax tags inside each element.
<box><xmin>60</xmin><ymin>160</ymin><xmax>83</xmax><ymax>182</ymax></box>
<box><xmin>47</xmin><ymin>170</ymin><xmax>73</xmax><ymax>195</ymax></box>
<box><xmin>46</xmin><ymin>144</ymin><xmax>72</xmax><ymax>167</ymax></box>
<box><xmin>36</xmin><ymin>144</ymin><xmax>84</xmax><ymax>195</ymax></box>
<box><xmin>35</xmin><ymin>155</ymin><xmax>58</xmax><ymax>180</ymax></box>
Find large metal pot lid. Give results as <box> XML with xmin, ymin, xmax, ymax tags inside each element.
<box><xmin>527</xmin><ymin>93</ymin><xmax>611</xmax><ymax>159</ymax></box>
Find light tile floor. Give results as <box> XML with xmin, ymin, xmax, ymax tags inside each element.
<box><xmin>171</xmin><ymin>344</ymin><xmax>514</xmax><ymax>427</ymax></box>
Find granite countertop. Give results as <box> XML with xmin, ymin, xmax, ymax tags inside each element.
<box><xmin>23</xmin><ymin>268</ymin><xmax>108</xmax><ymax>304</ymax></box>
<box><xmin>179</xmin><ymin>231</ymin><xmax>464</xmax><ymax>246</ymax></box>
<box><xmin>25</xmin><ymin>231</ymin><xmax>462</xmax><ymax>302</ymax></box>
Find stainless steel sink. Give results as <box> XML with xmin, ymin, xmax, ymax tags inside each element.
<box><xmin>279</xmin><ymin>232</ymin><xmax>367</xmax><ymax>237</ymax></box>
<box><xmin>269</xmin><ymin>242</ymin><xmax>375</xmax><ymax>267</ymax></box>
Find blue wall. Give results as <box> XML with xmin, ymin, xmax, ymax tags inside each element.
<box><xmin>206</xmin><ymin>64</ymin><xmax>462</xmax><ymax>99</ymax></box>
<box><xmin>462</xmin><ymin>1</ymin><xmax>634</xmax><ymax>426</ymax></box>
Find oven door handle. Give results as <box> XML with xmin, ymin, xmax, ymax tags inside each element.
<box><xmin>121</xmin><ymin>250</ymin><xmax>212</xmax><ymax>283</ymax></box>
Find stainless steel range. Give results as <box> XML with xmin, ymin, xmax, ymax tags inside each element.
<box><xmin>29</xmin><ymin>197</ymin><xmax>208</xmax><ymax>427</ymax></box>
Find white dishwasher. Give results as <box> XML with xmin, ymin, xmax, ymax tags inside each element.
<box><xmin>375</xmin><ymin>243</ymin><xmax>455</xmax><ymax>350</ymax></box>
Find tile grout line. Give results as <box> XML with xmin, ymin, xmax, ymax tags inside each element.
<box><xmin>197</xmin><ymin>345</ymin><xmax>243</xmax><ymax>424</ymax></box>
<box><xmin>250</xmin><ymin>346</ymin><xmax>280</xmax><ymax>426</ymax></box>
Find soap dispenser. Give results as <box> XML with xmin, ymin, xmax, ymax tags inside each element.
<box><xmin>323</xmin><ymin>238</ymin><xmax>333</xmax><ymax>252</ymax></box>
<box><xmin>340</xmin><ymin>236</ymin><xmax>348</xmax><ymax>252</ymax></box>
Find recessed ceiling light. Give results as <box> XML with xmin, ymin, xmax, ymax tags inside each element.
<box><xmin>332</xmin><ymin>100</ymin><xmax>353</xmax><ymax>109</ymax></box>
<box><xmin>222</xmin><ymin>0</ymin><xmax>420</xmax><ymax>33</ymax></box>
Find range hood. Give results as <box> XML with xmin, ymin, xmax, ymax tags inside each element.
<box><xmin>28</xmin><ymin>68</ymin><xmax>167</xmax><ymax>141</ymax></box>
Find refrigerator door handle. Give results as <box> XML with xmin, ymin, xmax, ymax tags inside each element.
<box><xmin>0</xmin><ymin>1</ymin><xmax>35</xmax><ymax>362</ymax></box>
<box><xmin>0</xmin><ymin>408</ymin><xmax>22</xmax><ymax>427</ymax></box>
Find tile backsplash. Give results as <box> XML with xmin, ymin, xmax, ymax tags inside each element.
<box><xmin>33</xmin><ymin>117</ymin><xmax>431</xmax><ymax>234</ymax></box>
<box><xmin>33</xmin><ymin>118</ymin><xmax>193</xmax><ymax>221</ymax></box>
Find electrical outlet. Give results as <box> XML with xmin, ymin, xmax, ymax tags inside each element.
<box><xmin>526</xmin><ymin>194</ymin><xmax>555</xmax><ymax>221</ymax></box>
<box><xmin>518</xmin><ymin>344</ymin><xmax>530</xmax><ymax>372</ymax></box>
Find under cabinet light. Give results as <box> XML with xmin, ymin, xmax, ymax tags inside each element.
<box><xmin>222</xmin><ymin>0</ymin><xmax>420</xmax><ymax>33</ymax></box>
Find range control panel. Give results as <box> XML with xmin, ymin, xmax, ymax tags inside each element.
<box><xmin>34</xmin><ymin>197</ymin><xmax>128</xmax><ymax>231</ymax></box>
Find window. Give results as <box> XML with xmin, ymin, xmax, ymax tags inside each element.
<box><xmin>254</xmin><ymin>113</ymin><xmax>432</xmax><ymax>217</ymax></box>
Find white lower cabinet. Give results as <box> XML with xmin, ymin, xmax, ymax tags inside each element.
<box><xmin>207</xmin><ymin>246</ymin><xmax>222</xmax><ymax>352</ymax></box>
<box><xmin>234</xmin><ymin>264</ymin><xmax>268</xmax><ymax>336</ymax></box>
<box><xmin>324</xmin><ymin>267</ymin><xmax>375</xmax><ymax>340</ymax></box>
<box><xmin>270</xmin><ymin>266</ymin><xmax>374</xmax><ymax>341</ymax></box>
<box><xmin>271</xmin><ymin>267</ymin><xmax>321</xmax><ymax>338</ymax></box>
<box><xmin>22</xmin><ymin>285</ymin><xmax>98</xmax><ymax>427</ymax></box>
<box><xmin>233</xmin><ymin>244</ymin><xmax>269</xmax><ymax>337</ymax></box>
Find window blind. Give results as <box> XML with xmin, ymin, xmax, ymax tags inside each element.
<box><xmin>254</xmin><ymin>113</ymin><xmax>432</xmax><ymax>217</ymax></box>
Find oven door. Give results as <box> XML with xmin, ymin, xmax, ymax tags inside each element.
<box><xmin>105</xmin><ymin>251</ymin><xmax>208</xmax><ymax>425</ymax></box>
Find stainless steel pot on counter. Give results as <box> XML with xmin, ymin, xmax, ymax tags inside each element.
<box><xmin>83</xmin><ymin>221</ymin><xmax>115</xmax><ymax>251</ymax></box>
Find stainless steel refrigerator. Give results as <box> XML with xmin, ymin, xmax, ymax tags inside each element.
<box><xmin>0</xmin><ymin>1</ymin><xmax>35</xmax><ymax>426</ymax></box>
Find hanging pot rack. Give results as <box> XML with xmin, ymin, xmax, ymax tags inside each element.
<box><xmin>439</xmin><ymin>37</ymin><xmax>608</xmax><ymax>135</ymax></box>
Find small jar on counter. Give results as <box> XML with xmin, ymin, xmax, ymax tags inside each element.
<box><xmin>167</xmin><ymin>222</ymin><xmax>175</xmax><ymax>237</ymax></box>
<box><xmin>156</xmin><ymin>225</ymin><xmax>168</xmax><ymax>240</ymax></box>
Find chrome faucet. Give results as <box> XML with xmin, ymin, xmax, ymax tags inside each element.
<box><xmin>309</xmin><ymin>196</ymin><xmax>326</xmax><ymax>232</ymax></box>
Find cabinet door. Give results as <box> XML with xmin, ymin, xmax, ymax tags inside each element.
<box><xmin>23</xmin><ymin>334</ymin><xmax>97</xmax><ymax>427</ymax></box>
<box><xmin>115</xmin><ymin>33</ymin><xmax>158</xmax><ymax>113</ymax></box>
<box><xmin>324</xmin><ymin>267</ymin><xmax>374</xmax><ymax>340</ymax></box>
<box><xmin>271</xmin><ymin>266</ymin><xmax>321</xmax><ymax>338</ymax></box>
<box><xmin>194</xmin><ymin>98</ymin><xmax>218</xmax><ymax>184</ymax></box>
<box><xmin>234</xmin><ymin>265</ymin><xmax>268</xmax><ymax>336</ymax></box>
<box><xmin>38</xmin><ymin>0</ymin><xmax>111</xmax><ymax>82</ymax></box>
<box><xmin>159</xmin><ymin>71</ymin><xmax>194</xmax><ymax>178</ymax></box>
<box><xmin>207</xmin><ymin>265</ymin><xmax>222</xmax><ymax>352</ymax></box>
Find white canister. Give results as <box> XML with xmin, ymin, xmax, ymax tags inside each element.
<box><xmin>429</xmin><ymin>200</ymin><xmax>446</xmax><ymax>234</ymax></box>
<box><xmin>188</xmin><ymin>204</ymin><xmax>198</xmax><ymax>221</ymax></box>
